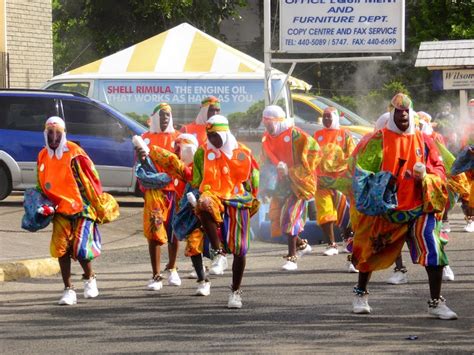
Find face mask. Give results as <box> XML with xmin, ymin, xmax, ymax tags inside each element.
<box><xmin>180</xmin><ymin>145</ymin><xmax>196</xmax><ymax>165</ymax></box>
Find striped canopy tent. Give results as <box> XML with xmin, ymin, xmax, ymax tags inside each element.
<box><xmin>59</xmin><ymin>23</ymin><xmax>310</xmax><ymax>91</ymax></box>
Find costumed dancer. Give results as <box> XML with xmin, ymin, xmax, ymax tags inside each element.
<box><xmin>349</xmin><ymin>93</ymin><xmax>457</xmax><ymax>320</ymax></box>
<box><xmin>31</xmin><ymin>116</ymin><xmax>119</xmax><ymax>305</ymax></box>
<box><xmin>192</xmin><ymin>115</ymin><xmax>259</xmax><ymax>308</ymax></box>
<box><xmin>137</xmin><ymin>133</ymin><xmax>212</xmax><ymax>296</ymax></box>
<box><xmin>313</xmin><ymin>107</ymin><xmax>355</xmax><ymax>264</ymax></box>
<box><xmin>140</xmin><ymin>103</ymin><xmax>182</xmax><ymax>290</ymax></box>
<box><xmin>260</xmin><ymin>105</ymin><xmax>320</xmax><ymax>271</ymax></box>
<box><xmin>181</xmin><ymin>96</ymin><xmax>221</xmax><ymax>146</ymax></box>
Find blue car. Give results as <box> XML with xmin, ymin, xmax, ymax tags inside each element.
<box><xmin>0</xmin><ymin>89</ymin><xmax>146</xmax><ymax>200</ymax></box>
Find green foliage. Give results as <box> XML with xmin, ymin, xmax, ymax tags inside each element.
<box><xmin>53</xmin><ymin>0</ymin><xmax>248</xmax><ymax>75</ymax></box>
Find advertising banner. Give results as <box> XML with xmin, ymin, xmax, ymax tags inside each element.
<box><xmin>97</xmin><ymin>79</ymin><xmax>283</xmax><ymax>129</ymax></box>
<box><xmin>280</xmin><ymin>0</ymin><xmax>405</xmax><ymax>53</ymax></box>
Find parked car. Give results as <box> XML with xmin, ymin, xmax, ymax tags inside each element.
<box><xmin>0</xmin><ymin>89</ymin><xmax>146</xmax><ymax>200</ymax></box>
<box><xmin>292</xmin><ymin>92</ymin><xmax>373</xmax><ymax>136</ymax></box>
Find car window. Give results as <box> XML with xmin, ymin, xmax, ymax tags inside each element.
<box><xmin>293</xmin><ymin>100</ymin><xmax>319</xmax><ymax>123</ymax></box>
<box><xmin>46</xmin><ymin>82</ymin><xmax>90</xmax><ymax>96</ymax></box>
<box><xmin>0</xmin><ymin>96</ymin><xmax>57</xmax><ymax>131</ymax></box>
<box><xmin>62</xmin><ymin>100</ymin><xmax>128</xmax><ymax>138</ymax></box>
<box><xmin>314</xmin><ymin>96</ymin><xmax>372</xmax><ymax>126</ymax></box>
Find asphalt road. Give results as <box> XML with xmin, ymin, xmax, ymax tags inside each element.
<box><xmin>1</xmin><ymin>207</ymin><xmax>474</xmax><ymax>353</ymax></box>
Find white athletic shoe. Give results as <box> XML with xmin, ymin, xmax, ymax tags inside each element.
<box><xmin>297</xmin><ymin>244</ymin><xmax>312</xmax><ymax>258</ymax></box>
<box><xmin>281</xmin><ymin>259</ymin><xmax>298</xmax><ymax>271</ymax></box>
<box><xmin>227</xmin><ymin>290</ymin><xmax>243</xmax><ymax>309</ymax></box>
<box><xmin>195</xmin><ymin>281</ymin><xmax>211</xmax><ymax>296</ymax></box>
<box><xmin>428</xmin><ymin>298</ymin><xmax>457</xmax><ymax>320</ymax></box>
<box><xmin>323</xmin><ymin>244</ymin><xmax>339</xmax><ymax>256</ymax></box>
<box><xmin>147</xmin><ymin>279</ymin><xmax>163</xmax><ymax>291</ymax></box>
<box><xmin>442</xmin><ymin>265</ymin><xmax>455</xmax><ymax>281</ymax></box>
<box><xmin>167</xmin><ymin>270</ymin><xmax>182</xmax><ymax>286</ymax></box>
<box><xmin>347</xmin><ymin>261</ymin><xmax>359</xmax><ymax>273</ymax></box>
<box><xmin>209</xmin><ymin>255</ymin><xmax>228</xmax><ymax>275</ymax></box>
<box><xmin>58</xmin><ymin>288</ymin><xmax>77</xmax><ymax>305</ymax></box>
<box><xmin>386</xmin><ymin>269</ymin><xmax>408</xmax><ymax>285</ymax></box>
<box><xmin>463</xmin><ymin>220</ymin><xmax>474</xmax><ymax>233</ymax></box>
<box><xmin>352</xmin><ymin>293</ymin><xmax>371</xmax><ymax>314</ymax></box>
<box><xmin>83</xmin><ymin>276</ymin><xmax>99</xmax><ymax>299</ymax></box>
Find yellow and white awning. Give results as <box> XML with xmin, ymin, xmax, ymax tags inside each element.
<box><xmin>63</xmin><ymin>23</ymin><xmax>310</xmax><ymax>91</ymax></box>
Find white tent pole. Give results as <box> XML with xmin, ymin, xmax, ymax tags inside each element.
<box><xmin>272</xmin><ymin>56</ymin><xmax>392</xmax><ymax>64</ymax></box>
<box><xmin>264</xmin><ymin>0</ymin><xmax>272</xmax><ymax>106</ymax></box>
<box><xmin>272</xmin><ymin>62</ymin><xmax>296</xmax><ymax>105</ymax></box>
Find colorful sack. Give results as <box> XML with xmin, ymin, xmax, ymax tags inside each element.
<box><xmin>21</xmin><ymin>188</ymin><xmax>54</xmax><ymax>232</ymax></box>
<box><xmin>135</xmin><ymin>156</ymin><xmax>172</xmax><ymax>190</ymax></box>
<box><xmin>92</xmin><ymin>192</ymin><xmax>120</xmax><ymax>224</ymax></box>
<box><xmin>451</xmin><ymin>145</ymin><xmax>474</xmax><ymax>175</ymax></box>
<box><xmin>353</xmin><ymin>168</ymin><xmax>398</xmax><ymax>216</ymax></box>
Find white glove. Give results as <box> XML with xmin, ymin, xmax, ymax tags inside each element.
<box><xmin>276</xmin><ymin>161</ymin><xmax>288</xmax><ymax>177</ymax></box>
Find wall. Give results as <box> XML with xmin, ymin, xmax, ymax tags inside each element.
<box><xmin>5</xmin><ymin>0</ymin><xmax>52</xmax><ymax>88</ymax></box>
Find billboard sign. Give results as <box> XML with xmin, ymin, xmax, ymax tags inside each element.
<box><xmin>280</xmin><ymin>0</ymin><xmax>405</xmax><ymax>53</ymax></box>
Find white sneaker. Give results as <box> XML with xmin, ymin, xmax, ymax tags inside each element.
<box><xmin>58</xmin><ymin>288</ymin><xmax>77</xmax><ymax>305</ymax></box>
<box><xmin>147</xmin><ymin>279</ymin><xmax>163</xmax><ymax>291</ymax></box>
<box><xmin>297</xmin><ymin>244</ymin><xmax>312</xmax><ymax>258</ymax></box>
<box><xmin>352</xmin><ymin>294</ymin><xmax>371</xmax><ymax>314</ymax></box>
<box><xmin>463</xmin><ymin>220</ymin><xmax>474</xmax><ymax>233</ymax></box>
<box><xmin>386</xmin><ymin>269</ymin><xmax>408</xmax><ymax>285</ymax></box>
<box><xmin>428</xmin><ymin>298</ymin><xmax>458</xmax><ymax>320</ymax></box>
<box><xmin>282</xmin><ymin>259</ymin><xmax>298</xmax><ymax>271</ymax></box>
<box><xmin>347</xmin><ymin>261</ymin><xmax>359</xmax><ymax>273</ymax></box>
<box><xmin>441</xmin><ymin>221</ymin><xmax>451</xmax><ymax>233</ymax></box>
<box><xmin>323</xmin><ymin>244</ymin><xmax>339</xmax><ymax>256</ymax></box>
<box><xmin>227</xmin><ymin>290</ymin><xmax>243</xmax><ymax>309</ymax></box>
<box><xmin>167</xmin><ymin>270</ymin><xmax>182</xmax><ymax>286</ymax></box>
<box><xmin>83</xmin><ymin>276</ymin><xmax>99</xmax><ymax>299</ymax></box>
<box><xmin>442</xmin><ymin>265</ymin><xmax>455</xmax><ymax>281</ymax></box>
<box><xmin>188</xmin><ymin>270</ymin><xmax>198</xmax><ymax>279</ymax></box>
<box><xmin>209</xmin><ymin>254</ymin><xmax>228</xmax><ymax>275</ymax></box>
<box><xmin>195</xmin><ymin>281</ymin><xmax>211</xmax><ymax>296</ymax></box>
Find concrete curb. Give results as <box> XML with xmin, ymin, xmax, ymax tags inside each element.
<box><xmin>0</xmin><ymin>258</ymin><xmax>59</xmax><ymax>282</ymax></box>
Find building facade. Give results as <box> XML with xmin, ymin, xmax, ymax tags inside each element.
<box><xmin>0</xmin><ymin>0</ymin><xmax>52</xmax><ymax>88</ymax></box>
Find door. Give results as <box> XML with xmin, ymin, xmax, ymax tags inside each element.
<box><xmin>61</xmin><ymin>99</ymin><xmax>135</xmax><ymax>190</ymax></box>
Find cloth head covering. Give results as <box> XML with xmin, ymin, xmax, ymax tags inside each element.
<box><xmin>387</xmin><ymin>93</ymin><xmax>416</xmax><ymax>135</ymax></box>
<box><xmin>262</xmin><ymin>105</ymin><xmax>292</xmax><ymax>136</ymax></box>
<box><xmin>417</xmin><ymin>111</ymin><xmax>434</xmax><ymax>135</ymax></box>
<box><xmin>44</xmin><ymin>116</ymin><xmax>68</xmax><ymax>159</ymax></box>
<box><xmin>374</xmin><ymin>112</ymin><xmax>390</xmax><ymax>131</ymax></box>
<box><xmin>176</xmin><ymin>133</ymin><xmax>199</xmax><ymax>165</ymax></box>
<box><xmin>322</xmin><ymin>107</ymin><xmax>340</xmax><ymax>129</ymax></box>
<box><xmin>150</xmin><ymin>103</ymin><xmax>175</xmax><ymax>133</ymax></box>
<box><xmin>206</xmin><ymin>114</ymin><xmax>238</xmax><ymax>159</ymax></box>
<box><xmin>195</xmin><ymin>96</ymin><xmax>221</xmax><ymax>125</ymax></box>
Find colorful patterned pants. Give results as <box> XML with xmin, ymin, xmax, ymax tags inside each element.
<box><xmin>50</xmin><ymin>214</ymin><xmax>101</xmax><ymax>261</ymax></box>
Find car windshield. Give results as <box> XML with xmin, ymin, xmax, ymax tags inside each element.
<box><xmin>313</xmin><ymin>96</ymin><xmax>372</xmax><ymax>126</ymax></box>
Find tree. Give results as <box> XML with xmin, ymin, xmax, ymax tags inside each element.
<box><xmin>53</xmin><ymin>0</ymin><xmax>248</xmax><ymax>75</ymax></box>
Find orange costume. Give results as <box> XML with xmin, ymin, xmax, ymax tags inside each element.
<box><xmin>192</xmin><ymin>116</ymin><xmax>259</xmax><ymax>257</ymax></box>
<box><xmin>261</xmin><ymin>123</ymin><xmax>320</xmax><ymax>238</ymax></box>
<box><xmin>38</xmin><ymin>140</ymin><xmax>118</xmax><ymax>260</ymax></box>
<box><xmin>314</xmin><ymin>125</ymin><xmax>355</xmax><ymax>225</ymax></box>
<box><xmin>141</xmin><ymin>129</ymin><xmax>181</xmax><ymax>244</ymax></box>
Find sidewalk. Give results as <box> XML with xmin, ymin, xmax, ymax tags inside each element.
<box><xmin>0</xmin><ymin>193</ymin><xmax>147</xmax><ymax>281</ymax></box>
